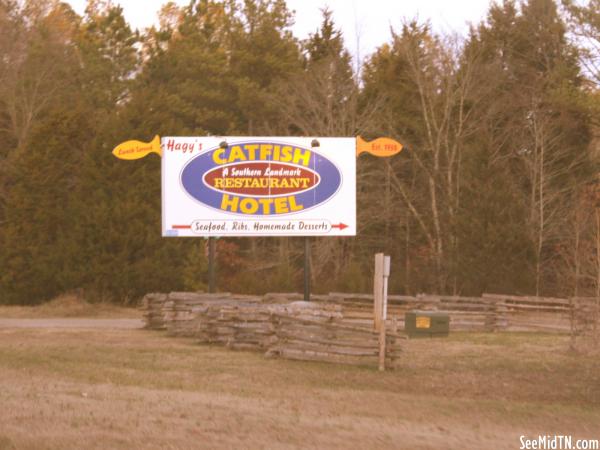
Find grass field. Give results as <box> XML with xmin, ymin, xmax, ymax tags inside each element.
<box><xmin>0</xmin><ymin>295</ymin><xmax>141</xmax><ymax>319</ymax></box>
<box><xmin>0</xmin><ymin>320</ymin><xmax>598</xmax><ymax>450</ymax></box>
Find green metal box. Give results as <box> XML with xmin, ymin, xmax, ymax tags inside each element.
<box><xmin>405</xmin><ymin>311</ymin><xmax>450</xmax><ymax>338</ymax></box>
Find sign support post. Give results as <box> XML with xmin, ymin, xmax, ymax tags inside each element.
<box><xmin>208</xmin><ymin>237</ymin><xmax>216</xmax><ymax>293</ymax></box>
<box><xmin>301</xmin><ymin>138</ymin><xmax>321</xmax><ymax>303</ymax></box>
<box><xmin>304</xmin><ymin>237</ymin><xmax>311</xmax><ymax>302</ymax></box>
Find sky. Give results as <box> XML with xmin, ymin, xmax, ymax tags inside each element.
<box><xmin>64</xmin><ymin>0</ymin><xmax>492</xmax><ymax>60</ymax></box>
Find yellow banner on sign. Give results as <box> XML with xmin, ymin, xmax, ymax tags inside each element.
<box><xmin>112</xmin><ymin>135</ymin><xmax>162</xmax><ymax>160</ymax></box>
<box><xmin>356</xmin><ymin>136</ymin><xmax>403</xmax><ymax>158</ymax></box>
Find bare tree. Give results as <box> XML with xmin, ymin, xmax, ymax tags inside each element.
<box><xmin>370</xmin><ymin>25</ymin><xmax>484</xmax><ymax>293</ymax></box>
<box><xmin>0</xmin><ymin>0</ymin><xmax>75</xmax><ymax>159</ymax></box>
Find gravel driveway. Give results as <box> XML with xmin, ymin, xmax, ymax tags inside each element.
<box><xmin>0</xmin><ymin>318</ymin><xmax>144</xmax><ymax>329</ymax></box>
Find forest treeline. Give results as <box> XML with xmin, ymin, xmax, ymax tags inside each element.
<box><xmin>0</xmin><ymin>0</ymin><xmax>599</xmax><ymax>304</ymax></box>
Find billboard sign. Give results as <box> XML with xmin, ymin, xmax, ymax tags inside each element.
<box><xmin>162</xmin><ymin>137</ymin><xmax>356</xmax><ymax>237</ymax></box>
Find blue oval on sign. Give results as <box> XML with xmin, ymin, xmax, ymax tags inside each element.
<box><xmin>180</xmin><ymin>141</ymin><xmax>341</xmax><ymax>216</ymax></box>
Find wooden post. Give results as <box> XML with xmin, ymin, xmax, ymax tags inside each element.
<box><xmin>378</xmin><ymin>320</ymin><xmax>386</xmax><ymax>371</ymax></box>
<box><xmin>374</xmin><ymin>253</ymin><xmax>384</xmax><ymax>331</ymax></box>
<box><xmin>383</xmin><ymin>255</ymin><xmax>390</xmax><ymax>321</ymax></box>
<box><xmin>374</xmin><ymin>253</ymin><xmax>390</xmax><ymax>371</ymax></box>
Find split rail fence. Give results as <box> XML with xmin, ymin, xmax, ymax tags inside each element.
<box><xmin>143</xmin><ymin>292</ymin><xmax>402</xmax><ymax>368</ymax></box>
<box><xmin>142</xmin><ymin>291</ymin><xmax>598</xmax><ymax>367</ymax></box>
<box><xmin>324</xmin><ymin>292</ymin><xmax>598</xmax><ymax>334</ymax></box>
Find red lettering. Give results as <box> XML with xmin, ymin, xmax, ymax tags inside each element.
<box><xmin>167</xmin><ymin>140</ymin><xmax>195</xmax><ymax>153</ymax></box>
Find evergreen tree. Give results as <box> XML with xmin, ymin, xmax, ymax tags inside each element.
<box><xmin>73</xmin><ymin>2</ymin><xmax>188</xmax><ymax>301</ymax></box>
<box><xmin>0</xmin><ymin>1</ymin><xmax>87</xmax><ymax>304</ymax></box>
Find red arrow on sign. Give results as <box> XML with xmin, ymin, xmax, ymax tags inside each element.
<box><xmin>331</xmin><ymin>223</ymin><xmax>348</xmax><ymax>230</ymax></box>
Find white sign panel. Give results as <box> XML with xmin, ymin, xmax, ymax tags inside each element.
<box><xmin>162</xmin><ymin>136</ymin><xmax>356</xmax><ymax>237</ymax></box>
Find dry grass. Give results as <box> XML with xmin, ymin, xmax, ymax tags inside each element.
<box><xmin>0</xmin><ymin>328</ymin><xmax>598</xmax><ymax>449</ymax></box>
<box><xmin>0</xmin><ymin>294</ymin><xmax>141</xmax><ymax>319</ymax></box>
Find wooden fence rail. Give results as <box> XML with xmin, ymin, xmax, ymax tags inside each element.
<box><xmin>142</xmin><ymin>292</ymin><xmax>402</xmax><ymax>367</ymax></box>
<box><xmin>142</xmin><ymin>292</ymin><xmax>599</xmax><ymax>339</ymax></box>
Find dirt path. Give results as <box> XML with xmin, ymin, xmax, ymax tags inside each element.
<box><xmin>0</xmin><ymin>318</ymin><xmax>144</xmax><ymax>329</ymax></box>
